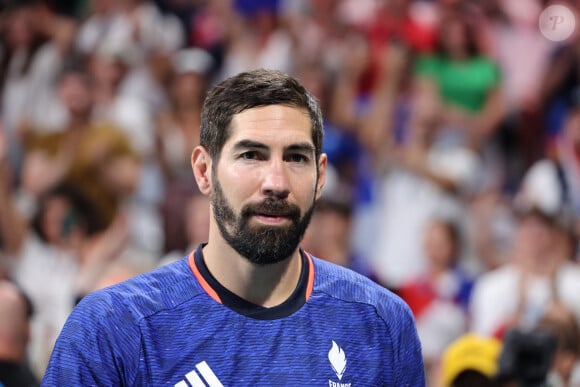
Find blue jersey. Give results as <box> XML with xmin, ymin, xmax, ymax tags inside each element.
<box><xmin>42</xmin><ymin>245</ymin><xmax>425</xmax><ymax>386</ymax></box>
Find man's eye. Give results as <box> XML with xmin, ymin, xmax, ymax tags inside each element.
<box><xmin>287</xmin><ymin>154</ymin><xmax>309</xmax><ymax>163</ymax></box>
<box><xmin>240</xmin><ymin>151</ymin><xmax>260</xmax><ymax>160</ymax></box>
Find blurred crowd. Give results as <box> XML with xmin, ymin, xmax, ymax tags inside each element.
<box><xmin>0</xmin><ymin>0</ymin><xmax>580</xmax><ymax>386</ymax></box>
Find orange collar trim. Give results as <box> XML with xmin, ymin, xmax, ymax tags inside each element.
<box><xmin>187</xmin><ymin>250</ymin><xmax>315</xmax><ymax>304</ymax></box>
<box><xmin>304</xmin><ymin>252</ymin><xmax>315</xmax><ymax>301</ymax></box>
<box><xmin>188</xmin><ymin>252</ymin><xmax>222</xmax><ymax>304</ymax></box>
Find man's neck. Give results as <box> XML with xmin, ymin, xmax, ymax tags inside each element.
<box><xmin>201</xmin><ymin>239</ymin><xmax>303</xmax><ymax>308</ymax></box>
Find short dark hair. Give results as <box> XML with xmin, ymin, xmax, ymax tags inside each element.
<box><xmin>451</xmin><ymin>370</ymin><xmax>494</xmax><ymax>387</ymax></box>
<box><xmin>200</xmin><ymin>69</ymin><xmax>324</xmax><ymax>162</ymax></box>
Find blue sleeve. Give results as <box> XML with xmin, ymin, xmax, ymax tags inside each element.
<box><xmin>41</xmin><ymin>291</ymin><xmax>141</xmax><ymax>387</ymax></box>
<box><xmin>384</xmin><ymin>296</ymin><xmax>426</xmax><ymax>386</ymax></box>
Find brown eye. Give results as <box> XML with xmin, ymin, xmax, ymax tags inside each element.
<box><xmin>287</xmin><ymin>154</ymin><xmax>309</xmax><ymax>163</ymax></box>
<box><xmin>240</xmin><ymin>151</ymin><xmax>260</xmax><ymax>160</ymax></box>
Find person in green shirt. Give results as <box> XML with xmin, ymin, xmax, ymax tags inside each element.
<box><xmin>414</xmin><ymin>12</ymin><xmax>503</xmax><ymax>150</ymax></box>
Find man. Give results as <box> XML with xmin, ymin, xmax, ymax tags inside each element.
<box><xmin>439</xmin><ymin>333</ymin><xmax>502</xmax><ymax>387</ymax></box>
<box><xmin>42</xmin><ymin>69</ymin><xmax>425</xmax><ymax>386</ymax></box>
<box><xmin>0</xmin><ymin>280</ymin><xmax>39</xmax><ymax>387</ymax></box>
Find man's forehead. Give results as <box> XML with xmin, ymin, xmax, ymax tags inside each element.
<box><xmin>226</xmin><ymin>105</ymin><xmax>313</xmax><ymax>145</ymax></box>
<box><xmin>231</xmin><ymin>104</ymin><xmax>311</xmax><ymax>123</ymax></box>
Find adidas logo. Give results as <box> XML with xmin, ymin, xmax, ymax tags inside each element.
<box><xmin>175</xmin><ymin>361</ymin><xmax>224</xmax><ymax>387</ymax></box>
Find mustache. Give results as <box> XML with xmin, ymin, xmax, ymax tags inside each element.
<box><xmin>241</xmin><ymin>199</ymin><xmax>301</xmax><ymax>219</ymax></box>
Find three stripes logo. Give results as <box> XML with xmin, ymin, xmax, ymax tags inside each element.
<box><xmin>174</xmin><ymin>361</ymin><xmax>224</xmax><ymax>387</ymax></box>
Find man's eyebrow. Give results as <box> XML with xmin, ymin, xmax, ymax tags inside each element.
<box><xmin>232</xmin><ymin>140</ymin><xmax>269</xmax><ymax>151</ymax></box>
<box><xmin>285</xmin><ymin>142</ymin><xmax>315</xmax><ymax>154</ymax></box>
<box><xmin>232</xmin><ymin>140</ymin><xmax>315</xmax><ymax>154</ymax></box>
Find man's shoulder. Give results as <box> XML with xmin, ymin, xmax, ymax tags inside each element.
<box><xmin>310</xmin><ymin>256</ymin><xmax>424</xmax><ymax>380</ymax></box>
<box><xmin>311</xmin><ymin>256</ymin><xmax>391</xmax><ymax>293</ymax></box>
<box><xmin>311</xmin><ymin>257</ymin><xmax>412</xmax><ymax>320</ymax></box>
<box><xmin>77</xmin><ymin>256</ymin><xmax>203</xmax><ymax>325</ymax></box>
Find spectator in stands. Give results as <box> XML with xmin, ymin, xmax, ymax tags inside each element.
<box><xmin>0</xmin><ymin>1</ymin><xmax>76</xmax><ymax>167</ymax></box>
<box><xmin>219</xmin><ymin>2</ymin><xmax>294</xmax><ymax>79</ymax></box>
<box><xmin>159</xmin><ymin>187</ymin><xmax>210</xmax><ymax>265</ymax></box>
<box><xmin>9</xmin><ymin>183</ymin><xmax>112</xmax><ymax>377</ymax></box>
<box><xmin>360</xmin><ymin>42</ymin><xmax>482</xmax><ymax>290</ymax></box>
<box><xmin>438</xmin><ymin>333</ymin><xmax>502</xmax><ymax>387</ymax></box>
<box><xmin>302</xmin><ymin>196</ymin><xmax>364</xmax><ymax>272</ymax></box>
<box><xmin>549</xmin><ymin>94</ymin><xmax>580</xmax><ymax>245</ymax></box>
<box><xmin>0</xmin><ymin>280</ymin><xmax>39</xmax><ymax>387</ymax></box>
<box><xmin>413</xmin><ymin>8</ymin><xmax>503</xmax><ymax>151</ymax></box>
<box><xmin>469</xmin><ymin>207</ymin><xmax>580</xmax><ymax>338</ymax></box>
<box><xmin>536</xmin><ymin>303</ymin><xmax>580</xmax><ymax>387</ymax></box>
<box><xmin>485</xmin><ymin>0</ymin><xmax>551</xmax><ymax>186</ymax></box>
<box><xmin>156</xmin><ymin>47</ymin><xmax>214</xmax><ymax>181</ymax></box>
<box><xmin>20</xmin><ymin>66</ymin><xmax>140</xmax><ymax>228</ymax></box>
<box><xmin>155</xmin><ymin>48</ymin><xmax>214</xmax><ymax>256</ymax></box>
<box><xmin>540</xmin><ymin>1</ymin><xmax>580</xmax><ymax>143</ymax></box>
<box><xmin>399</xmin><ymin>218</ymin><xmax>474</xmax><ymax>378</ymax></box>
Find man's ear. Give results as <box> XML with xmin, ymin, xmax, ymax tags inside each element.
<box><xmin>315</xmin><ymin>153</ymin><xmax>327</xmax><ymax>200</ymax></box>
<box><xmin>192</xmin><ymin>146</ymin><xmax>212</xmax><ymax>195</ymax></box>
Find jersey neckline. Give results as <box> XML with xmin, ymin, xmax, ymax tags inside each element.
<box><xmin>188</xmin><ymin>244</ymin><xmax>315</xmax><ymax>320</ymax></box>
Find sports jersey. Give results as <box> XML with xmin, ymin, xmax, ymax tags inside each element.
<box><xmin>42</xmin><ymin>244</ymin><xmax>425</xmax><ymax>386</ymax></box>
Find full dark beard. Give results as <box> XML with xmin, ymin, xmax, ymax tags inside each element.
<box><xmin>211</xmin><ymin>179</ymin><xmax>315</xmax><ymax>265</ymax></box>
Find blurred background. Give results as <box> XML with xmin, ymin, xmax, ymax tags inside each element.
<box><xmin>0</xmin><ymin>0</ymin><xmax>579</xmax><ymax>386</ymax></box>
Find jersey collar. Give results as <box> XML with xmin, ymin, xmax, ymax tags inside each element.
<box><xmin>188</xmin><ymin>244</ymin><xmax>315</xmax><ymax>320</ymax></box>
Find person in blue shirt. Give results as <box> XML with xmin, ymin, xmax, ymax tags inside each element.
<box><xmin>42</xmin><ymin>69</ymin><xmax>425</xmax><ymax>386</ymax></box>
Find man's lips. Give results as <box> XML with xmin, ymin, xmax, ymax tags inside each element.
<box><xmin>252</xmin><ymin>212</ymin><xmax>292</xmax><ymax>224</ymax></box>
<box><xmin>254</xmin><ymin>211</ymin><xmax>292</xmax><ymax>217</ymax></box>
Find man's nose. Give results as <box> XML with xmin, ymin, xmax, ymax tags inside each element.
<box><xmin>261</xmin><ymin>159</ymin><xmax>290</xmax><ymax>199</ymax></box>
